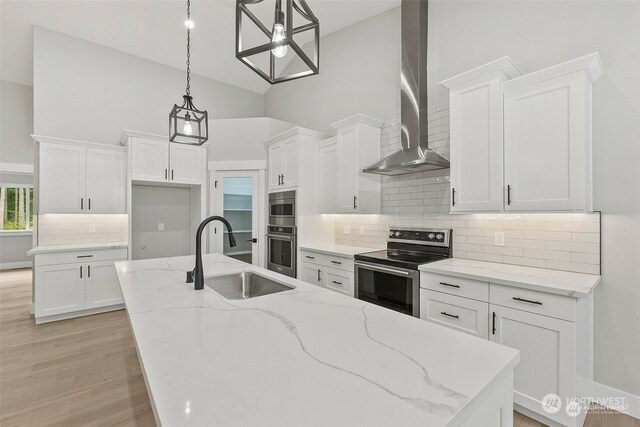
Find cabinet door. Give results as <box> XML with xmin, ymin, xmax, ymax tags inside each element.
<box><xmin>317</xmin><ymin>138</ymin><xmax>338</xmax><ymax>213</ymax></box>
<box><xmin>85</xmin><ymin>148</ymin><xmax>126</xmax><ymax>213</ymax></box>
<box><xmin>85</xmin><ymin>260</ymin><xmax>124</xmax><ymax>308</ymax></box>
<box><xmin>336</xmin><ymin>126</ymin><xmax>358</xmax><ymax>212</ymax></box>
<box><xmin>170</xmin><ymin>143</ymin><xmax>202</xmax><ymax>185</ymax></box>
<box><xmin>39</xmin><ymin>143</ymin><xmax>86</xmax><ymax>213</ymax></box>
<box><xmin>35</xmin><ymin>263</ymin><xmax>85</xmax><ymax>317</ymax></box>
<box><xmin>131</xmin><ymin>138</ymin><xmax>169</xmax><ymax>182</ymax></box>
<box><xmin>490</xmin><ymin>305</ymin><xmax>576</xmax><ymax>426</ymax></box>
<box><xmin>325</xmin><ymin>268</ymin><xmax>353</xmax><ymax>296</ymax></box>
<box><xmin>282</xmin><ymin>136</ymin><xmax>299</xmax><ymax>188</ymax></box>
<box><xmin>504</xmin><ymin>73</ymin><xmax>588</xmax><ymax>211</ymax></box>
<box><xmin>421</xmin><ymin>290</ymin><xmax>489</xmax><ymax>339</ymax></box>
<box><xmin>268</xmin><ymin>142</ymin><xmax>284</xmax><ymax>190</ymax></box>
<box><xmin>450</xmin><ymin>80</ymin><xmax>503</xmax><ymax>212</ymax></box>
<box><xmin>300</xmin><ymin>261</ymin><xmax>322</xmax><ymax>286</ymax></box>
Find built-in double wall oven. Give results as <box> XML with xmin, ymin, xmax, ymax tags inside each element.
<box><xmin>267</xmin><ymin>191</ymin><xmax>296</xmax><ymax>278</ymax></box>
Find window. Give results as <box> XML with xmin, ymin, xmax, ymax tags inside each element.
<box><xmin>0</xmin><ymin>186</ymin><xmax>34</xmax><ymax>231</ymax></box>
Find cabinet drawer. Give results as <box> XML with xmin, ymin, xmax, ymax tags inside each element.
<box><xmin>324</xmin><ymin>254</ymin><xmax>353</xmax><ymax>272</ymax></box>
<box><xmin>490</xmin><ymin>283</ymin><xmax>576</xmax><ymax>322</ymax></box>
<box><xmin>35</xmin><ymin>248</ymin><xmax>128</xmax><ymax>266</ymax></box>
<box><xmin>421</xmin><ymin>272</ymin><xmax>489</xmax><ymax>302</ymax></box>
<box><xmin>300</xmin><ymin>250</ymin><xmax>325</xmax><ymax>265</ymax></box>
<box><xmin>325</xmin><ymin>268</ymin><xmax>353</xmax><ymax>296</ymax></box>
<box><xmin>420</xmin><ymin>290</ymin><xmax>489</xmax><ymax>339</ymax></box>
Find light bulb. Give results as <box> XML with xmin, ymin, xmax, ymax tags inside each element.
<box><xmin>183</xmin><ymin>115</ymin><xmax>193</xmax><ymax>135</ymax></box>
<box><xmin>271</xmin><ymin>23</ymin><xmax>288</xmax><ymax>58</ymax></box>
<box><xmin>184</xmin><ymin>19</ymin><xmax>194</xmax><ymax>29</ymax></box>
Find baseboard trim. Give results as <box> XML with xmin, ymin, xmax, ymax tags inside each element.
<box><xmin>0</xmin><ymin>261</ymin><xmax>33</xmax><ymax>270</ymax></box>
<box><xmin>593</xmin><ymin>381</ymin><xmax>640</xmax><ymax>420</ymax></box>
<box><xmin>35</xmin><ymin>304</ymin><xmax>125</xmax><ymax>324</ymax></box>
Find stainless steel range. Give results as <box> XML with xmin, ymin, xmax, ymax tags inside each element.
<box><xmin>354</xmin><ymin>228</ymin><xmax>452</xmax><ymax>317</ymax></box>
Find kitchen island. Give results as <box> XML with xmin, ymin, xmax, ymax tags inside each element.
<box><xmin>115</xmin><ymin>254</ymin><xmax>519</xmax><ymax>427</ymax></box>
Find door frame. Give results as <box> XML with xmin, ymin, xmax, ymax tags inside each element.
<box><xmin>208</xmin><ymin>160</ymin><xmax>266</xmax><ymax>268</ymax></box>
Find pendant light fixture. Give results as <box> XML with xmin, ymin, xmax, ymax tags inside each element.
<box><xmin>170</xmin><ymin>0</ymin><xmax>208</xmax><ymax>145</ymax></box>
<box><xmin>236</xmin><ymin>0</ymin><xmax>319</xmax><ymax>84</ymax></box>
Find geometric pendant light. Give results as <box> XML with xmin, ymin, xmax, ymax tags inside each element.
<box><xmin>170</xmin><ymin>0</ymin><xmax>208</xmax><ymax>145</ymax></box>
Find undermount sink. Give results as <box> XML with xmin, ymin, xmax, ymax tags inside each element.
<box><xmin>204</xmin><ymin>271</ymin><xmax>295</xmax><ymax>300</ymax></box>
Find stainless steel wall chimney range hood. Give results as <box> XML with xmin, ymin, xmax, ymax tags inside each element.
<box><xmin>363</xmin><ymin>0</ymin><xmax>450</xmax><ymax>176</ymax></box>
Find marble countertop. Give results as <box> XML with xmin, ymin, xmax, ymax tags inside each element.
<box><xmin>28</xmin><ymin>242</ymin><xmax>129</xmax><ymax>255</ymax></box>
<box><xmin>299</xmin><ymin>242</ymin><xmax>382</xmax><ymax>258</ymax></box>
<box><xmin>419</xmin><ymin>258</ymin><xmax>601</xmax><ymax>298</ymax></box>
<box><xmin>115</xmin><ymin>254</ymin><xmax>519</xmax><ymax>427</ymax></box>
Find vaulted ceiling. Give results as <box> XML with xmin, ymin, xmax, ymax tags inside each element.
<box><xmin>0</xmin><ymin>0</ymin><xmax>400</xmax><ymax>94</ymax></box>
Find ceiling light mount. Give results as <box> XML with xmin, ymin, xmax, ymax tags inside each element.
<box><xmin>236</xmin><ymin>0</ymin><xmax>320</xmax><ymax>85</ymax></box>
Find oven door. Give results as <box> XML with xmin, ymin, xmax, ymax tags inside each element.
<box><xmin>269</xmin><ymin>198</ymin><xmax>295</xmax><ymax>226</ymax></box>
<box><xmin>354</xmin><ymin>261</ymin><xmax>420</xmax><ymax>317</ymax></box>
<box><xmin>267</xmin><ymin>232</ymin><xmax>296</xmax><ymax>278</ymax></box>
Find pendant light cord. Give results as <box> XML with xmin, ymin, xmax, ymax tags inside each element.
<box><xmin>186</xmin><ymin>0</ymin><xmax>191</xmax><ymax>96</ymax></box>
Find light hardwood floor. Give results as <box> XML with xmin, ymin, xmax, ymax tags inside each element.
<box><xmin>1</xmin><ymin>268</ymin><xmax>638</xmax><ymax>426</ymax></box>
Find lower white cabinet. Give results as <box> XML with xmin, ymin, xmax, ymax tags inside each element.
<box><xmin>420</xmin><ymin>271</ymin><xmax>593</xmax><ymax>427</ymax></box>
<box><xmin>34</xmin><ymin>248</ymin><xmax>128</xmax><ymax>323</ymax></box>
<box><xmin>299</xmin><ymin>249</ymin><xmax>354</xmax><ymax>297</ymax></box>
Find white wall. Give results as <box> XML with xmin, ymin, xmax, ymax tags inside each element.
<box><xmin>33</xmin><ymin>27</ymin><xmax>265</xmax><ymax>146</ymax></box>
<box><xmin>265</xmin><ymin>1</ymin><xmax>640</xmax><ymax>398</ymax></box>
<box><xmin>265</xmin><ymin>7</ymin><xmax>401</xmax><ymax>133</ymax></box>
<box><xmin>0</xmin><ymin>234</ymin><xmax>32</xmax><ymax>269</ymax></box>
<box><xmin>0</xmin><ymin>80</ymin><xmax>34</xmax><ymax>165</ymax></box>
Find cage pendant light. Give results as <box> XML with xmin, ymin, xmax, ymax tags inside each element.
<box><xmin>236</xmin><ymin>0</ymin><xmax>319</xmax><ymax>84</ymax></box>
<box><xmin>170</xmin><ymin>0</ymin><xmax>208</xmax><ymax>145</ymax></box>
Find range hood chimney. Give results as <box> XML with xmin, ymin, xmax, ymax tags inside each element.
<box><xmin>363</xmin><ymin>0</ymin><xmax>449</xmax><ymax>176</ymax></box>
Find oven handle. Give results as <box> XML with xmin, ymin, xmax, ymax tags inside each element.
<box><xmin>266</xmin><ymin>233</ymin><xmax>294</xmax><ymax>241</ymax></box>
<box><xmin>354</xmin><ymin>261</ymin><xmax>411</xmax><ymax>277</ymax></box>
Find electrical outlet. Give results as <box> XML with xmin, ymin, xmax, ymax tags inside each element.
<box><xmin>343</xmin><ymin>225</ymin><xmax>351</xmax><ymax>235</ymax></box>
<box><xmin>359</xmin><ymin>225</ymin><xmax>366</xmax><ymax>236</ymax></box>
<box><xmin>158</xmin><ymin>223</ymin><xmax>165</xmax><ymax>231</ymax></box>
<box><xmin>88</xmin><ymin>224</ymin><xmax>96</xmax><ymax>233</ymax></box>
<box><xmin>494</xmin><ymin>231</ymin><xmax>505</xmax><ymax>246</ymax></box>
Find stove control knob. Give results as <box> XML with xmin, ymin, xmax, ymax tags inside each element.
<box><xmin>395</xmin><ymin>232</ymin><xmax>401</xmax><ymax>237</ymax></box>
<box><xmin>428</xmin><ymin>233</ymin><xmax>435</xmax><ymax>239</ymax></box>
<box><xmin>436</xmin><ymin>233</ymin><xmax>444</xmax><ymax>240</ymax></box>
<box><xmin>389</xmin><ymin>231</ymin><xmax>394</xmax><ymax>238</ymax></box>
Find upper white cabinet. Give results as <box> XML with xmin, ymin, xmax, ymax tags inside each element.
<box><xmin>36</xmin><ymin>136</ymin><xmax>126</xmax><ymax>214</ymax></box>
<box><xmin>503</xmin><ymin>54</ymin><xmax>603</xmax><ymax>212</ymax></box>
<box><xmin>318</xmin><ymin>115</ymin><xmax>384</xmax><ymax>214</ymax></box>
<box><xmin>121</xmin><ymin>130</ymin><xmax>206</xmax><ymax>186</ymax></box>
<box><xmin>441</xmin><ymin>53</ymin><xmax>603</xmax><ymax>213</ymax></box>
<box><xmin>440</xmin><ymin>57</ymin><xmax>523</xmax><ymax>212</ymax></box>
<box><xmin>264</xmin><ymin>127</ymin><xmax>327</xmax><ymax>192</ymax></box>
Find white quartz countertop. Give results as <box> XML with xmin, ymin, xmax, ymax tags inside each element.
<box><xmin>27</xmin><ymin>242</ymin><xmax>129</xmax><ymax>255</ymax></box>
<box><xmin>299</xmin><ymin>242</ymin><xmax>382</xmax><ymax>258</ymax></box>
<box><xmin>115</xmin><ymin>253</ymin><xmax>519</xmax><ymax>427</ymax></box>
<box><xmin>419</xmin><ymin>258</ymin><xmax>601</xmax><ymax>298</ymax></box>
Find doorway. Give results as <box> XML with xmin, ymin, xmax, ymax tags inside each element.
<box><xmin>211</xmin><ymin>170</ymin><xmax>263</xmax><ymax>265</ymax></box>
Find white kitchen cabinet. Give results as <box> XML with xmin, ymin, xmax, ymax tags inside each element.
<box><xmin>440</xmin><ymin>53</ymin><xmax>603</xmax><ymax>213</ymax></box>
<box><xmin>33</xmin><ymin>247</ymin><xmax>128</xmax><ymax>323</ymax></box>
<box><xmin>123</xmin><ymin>131</ymin><xmax>206</xmax><ymax>186</ymax></box>
<box><xmin>267</xmin><ymin>135</ymin><xmax>299</xmax><ymax>190</ymax></box>
<box><xmin>420</xmin><ymin>270</ymin><xmax>593</xmax><ymax>427</ymax></box>
<box><xmin>299</xmin><ymin>249</ymin><xmax>355</xmax><ymax>296</ymax></box>
<box><xmin>490</xmin><ymin>305</ymin><xmax>576</xmax><ymax>427</ymax></box>
<box><xmin>85</xmin><ymin>260</ymin><xmax>125</xmax><ymax>308</ymax></box>
<box><xmin>36</xmin><ymin>137</ymin><xmax>126</xmax><ymax>214</ymax></box>
<box><xmin>503</xmin><ymin>54</ymin><xmax>602</xmax><ymax>212</ymax></box>
<box><xmin>301</xmin><ymin>261</ymin><xmax>323</xmax><ymax>287</ymax></box>
<box><xmin>131</xmin><ymin>137</ymin><xmax>169</xmax><ymax>182</ymax></box>
<box><xmin>319</xmin><ymin>115</ymin><xmax>383</xmax><ymax>214</ymax></box>
<box><xmin>35</xmin><ymin>263</ymin><xmax>85</xmax><ymax>317</ymax></box>
<box><xmin>268</xmin><ymin>142</ymin><xmax>285</xmax><ymax>190</ymax></box>
<box><xmin>440</xmin><ymin>57</ymin><xmax>522</xmax><ymax>212</ymax></box>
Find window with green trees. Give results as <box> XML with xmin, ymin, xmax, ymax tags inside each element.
<box><xmin>0</xmin><ymin>186</ymin><xmax>34</xmax><ymax>231</ymax></box>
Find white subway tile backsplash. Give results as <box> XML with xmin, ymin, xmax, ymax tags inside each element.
<box><xmin>38</xmin><ymin>214</ymin><xmax>127</xmax><ymax>246</ymax></box>
<box><xmin>334</xmin><ymin>108</ymin><xmax>601</xmax><ymax>275</ymax></box>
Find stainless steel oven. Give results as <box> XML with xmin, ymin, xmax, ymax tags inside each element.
<box><xmin>267</xmin><ymin>225</ymin><xmax>296</xmax><ymax>278</ymax></box>
<box><xmin>268</xmin><ymin>191</ymin><xmax>295</xmax><ymax>227</ymax></box>
<box><xmin>354</xmin><ymin>261</ymin><xmax>420</xmax><ymax>317</ymax></box>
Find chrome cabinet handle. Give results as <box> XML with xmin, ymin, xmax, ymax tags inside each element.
<box><xmin>507</xmin><ymin>185</ymin><xmax>512</xmax><ymax>205</ymax></box>
<box><xmin>452</xmin><ymin>188</ymin><xmax>456</xmax><ymax>206</ymax></box>
<box><xmin>165</xmin><ymin>169</ymin><xmax>168</xmax><ymax>180</ymax></box>
<box><xmin>88</xmin><ymin>265</ymin><xmax>91</xmax><ymax>278</ymax></box>
<box><xmin>317</xmin><ymin>269</ymin><xmax>321</xmax><ymax>282</ymax></box>
<box><xmin>353</xmin><ymin>195</ymin><xmax>358</xmax><ymax>210</ymax></box>
<box><xmin>331</xmin><ymin>280</ymin><xmax>343</xmax><ymax>285</ymax></box>
<box><xmin>305</xmin><ymin>255</ymin><xmax>315</xmax><ymax>259</ymax></box>
<box><xmin>439</xmin><ymin>281</ymin><xmax>460</xmax><ymax>288</ymax></box>
<box><xmin>81</xmin><ymin>198</ymin><xmax>84</xmax><ymax>210</ymax></box>
<box><xmin>76</xmin><ymin>255</ymin><xmax>93</xmax><ymax>258</ymax></box>
<box><xmin>492</xmin><ymin>312</ymin><xmax>496</xmax><ymax>335</ymax></box>
<box><xmin>440</xmin><ymin>311</ymin><xmax>459</xmax><ymax>319</ymax></box>
<box><xmin>330</xmin><ymin>260</ymin><xmax>342</xmax><ymax>265</ymax></box>
<box><xmin>513</xmin><ymin>297</ymin><xmax>542</xmax><ymax>305</ymax></box>
<box><xmin>171</xmin><ymin>169</ymin><xmax>174</xmax><ymax>180</ymax></box>
<box><xmin>80</xmin><ymin>266</ymin><xmax>83</xmax><ymax>278</ymax></box>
